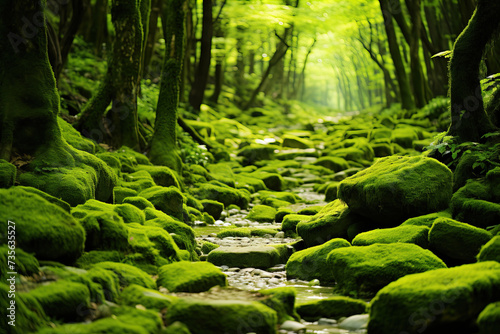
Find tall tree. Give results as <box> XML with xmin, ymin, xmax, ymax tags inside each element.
<box><xmin>148</xmin><ymin>0</ymin><xmax>186</xmax><ymax>172</ymax></box>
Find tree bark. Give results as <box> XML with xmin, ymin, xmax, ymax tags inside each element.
<box><xmin>448</xmin><ymin>0</ymin><xmax>500</xmax><ymax>141</ymax></box>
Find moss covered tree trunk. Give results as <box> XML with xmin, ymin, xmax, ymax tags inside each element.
<box><xmin>77</xmin><ymin>0</ymin><xmax>150</xmax><ymax>151</ymax></box>
<box><xmin>448</xmin><ymin>0</ymin><xmax>500</xmax><ymax>142</ymax></box>
<box><xmin>0</xmin><ymin>0</ymin><xmax>116</xmax><ymax>205</ymax></box>
<box><xmin>148</xmin><ymin>0</ymin><xmax>186</xmax><ymax>172</ymax></box>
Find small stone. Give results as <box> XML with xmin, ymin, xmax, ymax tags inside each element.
<box><xmin>339</xmin><ymin>314</ymin><xmax>369</xmax><ymax>331</ymax></box>
<box><xmin>317</xmin><ymin>318</ymin><xmax>337</xmax><ymax>325</ymax></box>
<box><xmin>275</xmin><ymin>231</ymin><xmax>285</xmax><ymax>238</ymax></box>
<box><xmin>259</xmin><ymin>271</ymin><xmax>273</xmax><ymax>278</ymax></box>
<box><xmin>280</xmin><ymin>320</ymin><xmax>306</xmax><ymax>332</ymax></box>
<box><xmin>308</xmin><ymin>279</ymin><xmax>320</xmax><ymax>286</ymax></box>
<box><xmin>227</xmin><ymin>267</ymin><xmax>240</xmax><ymax>272</ymax></box>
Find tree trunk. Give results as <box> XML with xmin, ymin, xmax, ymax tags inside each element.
<box><xmin>188</xmin><ymin>0</ymin><xmax>213</xmax><ymax>112</ymax></box>
<box><xmin>379</xmin><ymin>0</ymin><xmax>415</xmax><ymax>110</ymax></box>
<box><xmin>77</xmin><ymin>0</ymin><xmax>149</xmax><ymax>151</ymax></box>
<box><xmin>406</xmin><ymin>0</ymin><xmax>427</xmax><ymax>108</ymax></box>
<box><xmin>448</xmin><ymin>0</ymin><xmax>500</xmax><ymax>141</ymax></box>
<box><xmin>148</xmin><ymin>0</ymin><xmax>186</xmax><ymax>172</ymax></box>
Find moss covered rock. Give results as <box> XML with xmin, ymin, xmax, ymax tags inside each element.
<box><xmin>0</xmin><ymin>159</ymin><xmax>16</xmax><ymax>188</ymax></box>
<box><xmin>164</xmin><ymin>321</ymin><xmax>192</xmax><ymax>334</ymax></box>
<box><xmin>217</xmin><ymin>227</ymin><xmax>252</xmax><ymax>238</ymax></box>
<box><xmin>0</xmin><ymin>245</ymin><xmax>39</xmax><ymax>280</ymax></box>
<box><xmin>113</xmin><ymin>186</ymin><xmax>138</xmax><ymax>204</ymax></box>
<box><xmin>258</xmin><ymin>190</ymin><xmax>300</xmax><ymax>204</ymax></box>
<box><xmin>249</xmin><ymin>171</ymin><xmax>284</xmax><ymax>191</ymax></box>
<box><xmin>296</xmin><ymin>296</ymin><xmax>367</xmax><ymax>321</ymax></box>
<box><xmin>201</xmin><ymin>241</ymin><xmax>220</xmax><ymax>254</ymax></box>
<box><xmin>58</xmin><ymin>117</ymin><xmax>98</xmax><ymax>154</ymax></box>
<box><xmin>75</xmin><ymin>250</ymin><xmax>124</xmax><ymax>269</ymax></box>
<box><xmin>285</xmin><ymin>238</ymin><xmax>350</xmax><ymax>283</ymax></box>
<box><xmin>282</xmin><ymin>134</ymin><xmax>313</xmax><ymax>149</ymax></box>
<box><xmin>338</xmin><ymin>156</ymin><xmax>452</xmax><ymax>226</ymax></box>
<box><xmin>122</xmin><ymin>196</ymin><xmax>155</xmax><ymax>210</ymax></box>
<box><xmin>368</xmin><ymin>262</ymin><xmax>500</xmax><ymax>334</ymax></box>
<box><xmin>201</xmin><ymin>199</ymin><xmax>224</xmax><ymax>220</ymax></box>
<box><xmin>37</xmin><ymin>318</ymin><xmax>149</xmax><ymax>334</ymax></box>
<box><xmin>352</xmin><ymin>225</ymin><xmax>430</xmax><ymax>248</ymax></box>
<box><xmin>0</xmin><ymin>187</ymin><xmax>85</xmax><ymax>264</ymax></box>
<box><xmin>93</xmin><ymin>262</ymin><xmax>155</xmax><ymax>289</ymax></box>
<box><xmin>451</xmin><ymin>168</ymin><xmax>500</xmax><ymax>228</ymax></box>
<box><xmin>259</xmin><ymin>287</ymin><xmax>299</xmax><ymax>322</ymax></box>
<box><xmin>478</xmin><ymin>301</ymin><xmax>500</xmax><ymax>334</ymax></box>
<box><xmin>400</xmin><ymin>210</ymin><xmax>452</xmax><ymax>227</ymax></box>
<box><xmin>327</xmin><ymin>243</ymin><xmax>447</xmax><ymax>297</ymax></box>
<box><xmin>145</xmin><ymin>215</ymin><xmax>196</xmax><ymax>255</ymax></box>
<box><xmin>313</xmin><ymin>156</ymin><xmax>350</xmax><ymax>172</ymax></box>
<box><xmin>429</xmin><ymin>218</ymin><xmax>493</xmax><ymax>264</ymax></box>
<box><xmin>324</xmin><ymin>182</ymin><xmax>339</xmax><ymax>202</ymax></box>
<box><xmin>207</xmin><ymin>246</ymin><xmax>281</xmax><ymax>269</ymax></box>
<box><xmin>281</xmin><ymin>214</ymin><xmax>310</xmax><ymax>235</ymax></box>
<box><xmin>157</xmin><ymin>261</ymin><xmax>227</xmax><ymax>293</ymax></box>
<box><xmin>246</xmin><ymin>205</ymin><xmax>277</xmax><ymax>223</ymax></box>
<box><xmin>237</xmin><ymin>144</ymin><xmax>278</xmax><ymax>165</ymax></box>
<box><xmin>390</xmin><ymin>127</ymin><xmax>419</xmax><ymax>148</ymax></box>
<box><xmin>275</xmin><ymin>208</ymin><xmax>294</xmax><ymax>223</ymax></box>
<box><xmin>165</xmin><ymin>298</ymin><xmax>278</xmax><ymax>334</ymax></box>
<box><xmin>139</xmin><ymin>186</ymin><xmax>185</xmax><ymax>221</ymax></box>
<box><xmin>27</xmin><ymin>280</ymin><xmax>90</xmax><ymax>322</ymax></box>
<box><xmin>478</xmin><ymin>236</ymin><xmax>500</xmax><ymax>263</ymax></box>
<box><xmin>127</xmin><ymin>223</ymin><xmax>181</xmax><ymax>262</ymax></box>
<box><xmin>1</xmin><ymin>283</ymin><xmax>47</xmax><ymax>334</ymax></box>
<box><xmin>120</xmin><ymin>170</ymin><xmax>156</xmax><ymax>193</ymax></box>
<box><xmin>135</xmin><ymin>164</ymin><xmax>180</xmax><ymax>188</ymax></box>
<box><xmin>121</xmin><ymin>284</ymin><xmax>178</xmax><ymax>310</ymax></box>
<box><xmin>192</xmin><ymin>183</ymin><xmax>250</xmax><ymax>209</ymax></box>
<box><xmin>296</xmin><ymin>200</ymin><xmax>364</xmax><ymax>247</ymax></box>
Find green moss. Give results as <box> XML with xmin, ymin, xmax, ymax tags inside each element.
<box><xmin>234</xmin><ymin>173</ymin><xmax>268</xmax><ymax>193</ymax></box>
<box><xmin>85</xmin><ymin>266</ymin><xmax>121</xmax><ymax>302</ymax></box>
<box><xmin>259</xmin><ymin>287</ymin><xmax>299</xmax><ymax>322</ymax></box>
<box><xmin>248</xmin><ymin>171</ymin><xmax>284</xmax><ymax>191</ymax></box>
<box><xmin>478</xmin><ymin>236</ymin><xmax>500</xmax><ymax>263</ymax></box>
<box><xmin>263</xmin><ymin>197</ymin><xmax>292</xmax><ymax>209</ymax></box>
<box><xmin>297</xmin><ymin>200</ymin><xmax>361</xmax><ymax>247</ymax></box>
<box><xmin>451</xmin><ymin>168</ymin><xmax>500</xmax><ymax>228</ymax></box>
<box><xmin>297</xmin><ymin>206</ymin><xmax>324</xmax><ymax>216</ymax></box>
<box><xmin>281</xmin><ymin>214</ymin><xmax>310</xmax><ymax>235</ymax></box>
<box><xmin>371</xmin><ymin>142</ymin><xmax>394</xmax><ymax>157</ymax></box>
<box><xmin>201</xmin><ymin>241</ymin><xmax>220</xmax><ymax>254</ymax></box>
<box><xmin>275</xmin><ymin>208</ymin><xmax>294</xmax><ymax>223</ymax></box>
<box><xmin>36</xmin><ymin>318</ymin><xmax>149</xmax><ymax>334</ymax></box>
<box><xmin>390</xmin><ymin>127</ymin><xmax>419</xmax><ymax>148</ymax></box>
<box><xmin>120</xmin><ymin>170</ymin><xmax>156</xmax><ymax>192</ymax></box>
<box><xmin>127</xmin><ymin>223</ymin><xmax>181</xmax><ymax>262</ymax></box>
<box><xmin>257</xmin><ymin>190</ymin><xmax>300</xmax><ymax>204</ymax></box>
<box><xmin>251</xmin><ymin>227</ymin><xmax>279</xmax><ymax>237</ymax></box>
<box><xmin>429</xmin><ymin>218</ymin><xmax>493</xmax><ymax>264</ymax></box>
<box><xmin>96</xmin><ymin>152</ymin><xmax>123</xmax><ymax>177</ymax></box>
<box><xmin>338</xmin><ymin>156</ymin><xmax>453</xmax><ymax>226</ymax></box>
<box><xmin>140</xmin><ymin>186</ymin><xmax>185</xmax><ymax>220</ymax></box>
<box><xmin>285</xmin><ymin>238</ymin><xmax>351</xmax><ymax>283</ymax></box>
<box><xmin>0</xmin><ymin>245</ymin><xmax>39</xmax><ymax>280</ymax></box>
<box><xmin>207</xmin><ymin>246</ymin><xmax>281</xmax><ymax>269</ymax></box>
<box><xmin>122</xmin><ymin>196</ymin><xmax>155</xmax><ymax>210</ymax></box>
<box><xmin>58</xmin><ymin>117</ymin><xmax>97</xmax><ymax>153</ymax></box>
<box><xmin>121</xmin><ymin>284</ymin><xmax>178</xmax><ymax>310</ymax></box>
<box><xmin>368</xmin><ymin>262</ymin><xmax>500</xmax><ymax>334</ymax></box>
<box><xmin>206</xmin><ymin>163</ymin><xmax>236</xmax><ymax>187</ymax></box>
<box><xmin>282</xmin><ymin>134</ymin><xmax>313</xmax><ymax>149</ymax></box>
<box><xmin>324</xmin><ymin>182</ymin><xmax>339</xmax><ymax>202</ymax></box>
<box><xmin>16</xmin><ymin>185</ymin><xmax>72</xmax><ymax>212</ymax></box>
<box><xmin>157</xmin><ymin>261</ymin><xmax>227</xmax><ymax>292</ymax></box>
<box><xmin>145</xmin><ymin>215</ymin><xmax>196</xmax><ymax>254</ymax></box>
<box><xmin>135</xmin><ymin>164</ymin><xmax>181</xmax><ymax>188</ymax></box>
<box><xmin>115</xmin><ymin>146</ymin><xmax>151</xmax><ymax>166</ymax></box>
<box><xmin>191</xmin><ymin>183</ymin><xmax>249</xmax><ymax>209</ymax></box>
<box><xmin>72</xmin><ymin>201</ymin><xmax>130</xmax><ymax>252</ymax></box>
<box><xmin>27</xmin><ymin>280</ymin><xmax>90</xmax><ymax>321</ymax></box>
<box><xmin>327</xmin><ymin>243</ymin><xmax>447</xmax><ymax>297</ymax></box>
<box><xmin>0</xmin><ymin>159</ymin><xmax>16</xmax><ymax>188</ymax></box>
<box><xmin>401</xmin><ymin>211</ymin><xmax>452</xmax><ymax>227</ymax></box>
<box><xmin>237</xmin><ymin>144</ymin><xmax>278</xmax><ymax>165</ymax></box>
<box><xmin>246</xmin><ymin>205</ymin><xmax>277</xmax><ymax>223</ymax></box>
<box><xmin>313</xmin><ymin>156</ymin><xmax>350</xmax><ymax>172</ymax></box>
<box><xmin>113</xmin><ymin>306</ymin><xmax>163</xmax><ymax>334</ymax></box>
<box><xmin>477</xmin><ymin>301</ymin><xmax>500</xmax><ymax>334</ymax></box>
<box><xmin>217</xmin><ymin>227</ymin><xmax>252</xmax><ymax>238</ymax></box>
<box><xmin>113</xmin><ymin>187</ymin><xmax>138</xmax><ymax>204</ymax></box>
<box><xmin>93</xmin><ymin>261</ymin><xmax>155</xmax><ymax>289</ymax></box>
<box><xmin>201</xmin><ymin>200</ymin><xmax>224</xmax><ymax>220</ymax></box>
<box><xmin>352</xmin><ymin>225</ymin><xmax>430</xmax><ymax>248</ymax></box>
<box><xmin>165</xmin><ymin>298</ymin><xmax>278</xmax><ymax>334</ymax></box>
<box><xmin>296</xmin><ymin>296</ymin><xmax>367</xmax><ymax>321</ymax></box>
<box><xmin>0</xmin><ymin>187</ymin><xmax>85</xmax><ymax>264</ymax></box>
<box><xmin>1</xmin><ymin>283</ymin><xmax>47</xmax><ymax>334</ymax></box>
<box><xmin>164</xmin><ymin>321</ymin><xmax>192</xmax><ymax>334</ymax></box>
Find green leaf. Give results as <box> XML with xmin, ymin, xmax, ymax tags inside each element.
<box><xmin>432</xmin><ymin>50</ymin><xmax>452</xmax><ymax>59</ymax></box>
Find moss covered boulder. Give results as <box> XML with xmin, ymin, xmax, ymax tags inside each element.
<box><xmin>352</xmin><ymin>225</ymin><xmax>430</xmax><ymax>248</ymax></box>
<box><xmin>368</xmin><ymin>261</ymin><xmax>500</xmax><ymax>334</ymax></box>
<box><xmin>281</xmin><ymin>214</ymin><xmax>310</xmax><ymax>235</ymax></box>
<box><xmin>400</xmin><ymin>210</ymin><xmax>452</xmax><ymax>227</ymax></box>
<box><xmin>246</xmin><ymin>205</ymin><xmax>277</xmax><ymax>223</ymax></box>
<box><xmin>286</xmin><ymin>238</ymin><xmax>350</xmax><ymax>283</ymax></box>
<box><xmin>451</xmin><ymin>168</ymin><xmax>500</xmax><ymax>228</ymax></box>
<box><xmin>93</xmin><ymin>262</ymin><xmax>155</xmax><ymax>289</ymax></box>
<box><xmin>0</xmin><ymin>245</ymin><xmax>39</xmax><ymax>280</ymax></box>
<box><xmin>207</xmin><ymin>246</ymin><xmax>281</xmax><ymax>269</ymax></box>
<box><xmin>157</xmin><ymin>261</ymin><xmax>227</xmax><ymax>293</ymax></box>
<box><xmin>313</xmin><ymin>156</ymin><xmax>350</xmax><ymax>172</ymax></box>
<box><xmin>428</xmin><ymin>218</ymin><xmax>492</xmax><ymax>264</ymax></box>
<box><xmin>139</xmin><ymin>186</ymin><xmax>185</xmax><ymax>221</ymax></box>
<box><xmin>327</xmin><ymin>243</ymin><xmax>447</xmax><ymax>297</ymax></box>
<box><xmin>27</xmin><ymin>280</ymin><xmax>90</xmax><ymax>322</ymax></box>
<box><xmin>338</xmin><ymin>156</ymin><xmax>452</xmax><ymax>226</ymax></box>
<box><xmin>259</xmin><ymin>287</ymin><xmax>299</xmax><ymax>322</ymax></box>
<box><xmin>201</xmin><ymin>199</ymin><xmax>224</xmax><ymax>220</ymax></box>
<box><xmin>296</xmin><ymin>296</ymin><xmax>367</xmax><ymax>321</ymax></box>
<box><xmin>127</xmin><ymin>223</ymin><xmax>181</xmax><ymax>263</ymax></box>
<box><xmin>0</xmin><ymin>159</ymin><xmax>16</xmax><ymax>188</ymax></box>
<box><xmin>192</xmin><ymin>183</ymin><xmax>250</xmax><ymax>209</ymax></box>
<box><xmin>0</xmin><ymin>187</ymin><xmax>85</xmax><ymax>264</ymax></box>
<box><xmin>478</xmin><ymin>236</ymin><xmax>500</xmax><ymax>263</ymax></box>
<box><xmin>121</xmin><ymin>284</ymin><xmax>178</xmax><ymax>310</ymax></box>
<box><xmin>135</xmin><ymin>164</ymin><xmax>180</xmax><ymax>188</ymax></box>
<box><xmin>165</xmin><ymin>298</ymin><xmax>278</xmax><ymax>334</ymax></box>
<box><xmin>297</xmin><ymin>200</ymin><xmax>365</xmax><ymax>247</ymax></box>
<box><xmin>478</xmin><ymin>301</ymin><xmax>500</xmax><ymax>334</ymax></box>
<box><xmin>145</xmin><ymin>215</ymin><xmax>196</xmax><ymax>255</ymax></box>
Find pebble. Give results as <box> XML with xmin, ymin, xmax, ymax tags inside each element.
<box><xmin>280</xmin><ymin>320</ymin><xmax>306</xmax><ymax>332</ymax></box>
<box><xmin>338</xmin><ymin>314</ymin><xmax>369</xmax><ymax>331</ymax></box>
<box><xmin>317</xmin><ymin>318</ymin><xmax>337</xmax><ymax>325</ymax></box>
<box><xmin>308</xmin><ymin>279</ymin><xmax>320</xmax><ymax>286</ymax></box>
